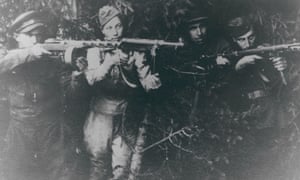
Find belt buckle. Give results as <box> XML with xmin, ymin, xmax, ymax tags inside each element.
<box><xmin>247</xmin><ymin>90</ymin><xmax>266</xmax><ymax>100</ymax></box>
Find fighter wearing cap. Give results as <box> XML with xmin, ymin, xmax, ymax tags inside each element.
<box><xmin>82</xmin><ymin>5</ymin><xmax>161</xmax><ymax>180</ymax></box>
<box><xmin>224</xmin><ymin>16</ymin><xmax>287</xmax><ymax>128</ymax></box>
<box><xmin>219</xmin><ymin>15</ymin><xmax>289</xmax><ymax>179</ymax></box>
<box><xmin>176</xmin><ymin>8</ymin><xmax>231</xmax><ymax>68</ymax></box>
<box><xmin>171</xmin><ymin>8</ymin><xmax>232</xmax><ymax>123</ymax></box>
<box><xmin>156</xmin><ymin>8</ymin><xmax>233</xmax><ymax>179</ymax></box>
<box><xmin>0</xmin><ymin>11</ymin><xmax>87</xmax><ymax>180</ymax></box>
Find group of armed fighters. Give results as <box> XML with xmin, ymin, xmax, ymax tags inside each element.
<box><xmin>0</xmin><ymin>3</ymin><xmax>299</xmax><ymax>180</ymax></box>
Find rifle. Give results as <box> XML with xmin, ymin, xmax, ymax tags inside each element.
<box><xmin>199</xmin><ymin>42</ymin><xmax>300</xmax><ymax>85</ymax></box>
<box><xmin>41</xmin><ymin>38</ymin><xmax>184</xmax><ymax>65</ymax></box>
<box><xmin>199</xmin><ymin>42</ymin><xmax>300</xmax><ymax>60</ymax></box>
<box><xmin>41</xmin><ymin>38</ymin><xmax>184</xmax><ymax>53</ymax></box>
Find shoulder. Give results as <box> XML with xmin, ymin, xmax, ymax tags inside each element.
<box><xmin>1</xmin><ymin>48</ymin><xmax>32</xmax><ymax>63</ymax></box>
<box><xmin>7</xmin><ymin>48</ymin><xmax>30</xmax><ymax>55</ymax></box>
<box><xmin>209</xmin><ymin>37</ymin><xmax>232</xmax><ymax>53</ymax></box>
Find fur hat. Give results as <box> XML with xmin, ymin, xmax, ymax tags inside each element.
<box><xmin>98</xmin><ymin>5</ymin><xmax>120</xmax><ymax>28</ymax></box>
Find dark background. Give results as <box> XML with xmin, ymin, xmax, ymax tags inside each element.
<box><xmin>1</xmin><ymin>0</ymin><xmax>300</xmax><ymax>179</ymax></box>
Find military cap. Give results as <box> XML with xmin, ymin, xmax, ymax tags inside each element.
<box><xmin>9</xmin><ymin>11</ymin><xmax>47</xmax><ymax>34</ymax></box>
<box><xmin>98</xmin><ymin>5</ymin><xmax>120</xmax><ymax>28</ymax></box>
<box><xmin>185</xmin><ymin>9</ymin><xmax>209</xmax><ymax>26</ymax></box>
<box><xmin>226</xmin><ymin>16</ymin><xmax>252</xmax><ymax>37</ymax></box>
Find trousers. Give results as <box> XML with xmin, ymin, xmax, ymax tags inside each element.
<box><xmin>3</xmin><ymin>116</ymin><xmax>64</xmax><ymax>180</ymax></box>
<box><xmin>84</xmin><ymin>96</ymin><xmax>139</xmax><ymax>180</ymax></box>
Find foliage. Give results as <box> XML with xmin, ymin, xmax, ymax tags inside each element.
<box><xmin>1</xmin><ymin>0</ymin><xmax>300</xmax><ymax>179</ymax></box>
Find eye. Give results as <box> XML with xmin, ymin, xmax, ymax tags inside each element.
<box><xmin>190</xmin><ymin>27</ymin><xmax>197</xmax><ymax>31</ymax></box>
<box><xmin>248</xmin><ymin>35</ymin><xmax>256</xmax><ymax>41</ymax></box>
<box><xmin>115</xmin><ymin>23</ymin><xmax>122</xmax><ymax>30</ymax></box>
<box><xmin>105</xmin><ymin>26</ymin><xmax>113</xmax><ymax>31</ymax></box>
<box><xmin>237</xmin><ymin>38</ymin><xmax>245</xmax><ymax>42</ymax></box>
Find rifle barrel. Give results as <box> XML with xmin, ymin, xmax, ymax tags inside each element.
<box><xmin>42</xmin><ymin>38</ymin><xmax>184</xmax><ymax>52</ymax></box>
<box><xmin>121</xmin><ymin>38</ymin><xmax>184</xmax><ymax>47</ymax></box>
<box><xmin>200</xmin><ymin>42</ymin><xmax>300</xmax><ymax>60</ymax></box>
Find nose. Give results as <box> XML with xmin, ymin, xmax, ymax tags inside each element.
<box><xmin>112</xmin><ymin>27</ymin><xmax>119</xmax><ymax>36</ymax></box>
<box><xmin>196</xmin><ymin>27</ymin><xmax>202</xmax><ymax>36</ymax></box>
<box><xmin>244</xmin><ymin>39</ymin><xmax>250</xmax><ymax>49</ymax></box>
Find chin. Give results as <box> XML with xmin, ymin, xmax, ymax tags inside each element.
<box><xmin>194</xmin><ymin>40</ymin><xmax>205</xmax><ymax>45</ymax></box>
<box><xmin>241</xmin><ymin>46</ymin><xmax>251</xmax><ymax>50</ymax></box>
<box><xmin>106</xmin><ymin>37</ymin><xmax>121</xmax><ymax>41</ymax></box>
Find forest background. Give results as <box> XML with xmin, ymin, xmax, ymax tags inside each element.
<box><xmin>1</xmin><ymin>0</ymin><xmax>300</xmax><ymax>179</ymax></box>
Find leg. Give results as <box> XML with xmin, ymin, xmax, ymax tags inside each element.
<box><xmin>111</xmin><ymin>112</ymin><xmax>140</xmax><ymax>180</ymax></box>
<box><xmin>128</xmin><ymin>109</ymin><xmax>149</xmax><ymax>180</ymax></box>
<box><xmin>111</xmin><ymin>135</ymin><xmax>132</xmax><ymax>180</ymax></box>
<box><xmin>3</xmin><ymin>121</ymin><xmax>37</xmax><ymax>180</ymax></box>
<box><xmin>38</xmin><ymin>119</ymin><xmax>64</xmax><ymax>180</ymax></box>
<box><xmin>84</xmin><ymin>110</ymin><xmax>113</xmax><ymax>180</ymax></box>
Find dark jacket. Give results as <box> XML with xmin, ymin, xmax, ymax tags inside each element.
<box><xmin>0</xmin><ymin>50</ymin><xmax>90</xmax><ymax>180</ymax></box>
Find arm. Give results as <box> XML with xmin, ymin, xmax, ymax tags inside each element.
<box><xmin>0</xmin><ymin>45</ymin><xmax>51</xmax><ymax>74</ymax></box>
<box><xmin>0</xmin><ymin>48</ymin><xmax>30</xmax><ymax>74</ymax></box>
<box><xmin>83</xmin><ymin>47</ymin><xmax>117</xmax><ymax>85</ymax></box>
<box><xmin>215</xmin><ymin>39</ymin><xmax>232</xmax><ymax>66</ymax></box>
<box><xmin>235</xmin><ymin>55</ymin><xmax>263</xmax><ymax>71</ymax></box>
<box><xmin>133</xmin><ymin>51</ymin><xmax>161</xmax><ymax>91</ymax></box>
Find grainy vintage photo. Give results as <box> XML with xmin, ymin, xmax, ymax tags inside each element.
<box><xmin>0</xmin><ymin>0</ymin><xmax>300</xmax><ymax>179</ymax></box>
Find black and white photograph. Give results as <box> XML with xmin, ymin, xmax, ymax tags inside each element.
<box><xmin>0</xmin><ymin>0</ymin><xmax>300</xmax><ymax>179</ymax></box>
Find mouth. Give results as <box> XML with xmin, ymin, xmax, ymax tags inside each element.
<box><xmin>105</xmin><ymin>37</ymin><xmax>121</xmax><ymax>41</ymax></box>
<box><xmin>194</xmin><ymin>38</ymin><xmax>205</xmax><ymax>44</ymax></box>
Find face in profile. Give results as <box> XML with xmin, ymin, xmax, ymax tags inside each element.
<box><xmin>188</xmin><ymin>22</ymin><xmax>208</xmax><ymax>45</ymax></box>
<box><xmin>15</xmin><ymin>33</ymin><xmax>38</xmax><ymax>48</ymax></box>
<box><xmin>233</xmin><ymin>28</ymin><xmax>256</xmax><ymax>50</ymax></box>
<box><xmin>101</xmin><ymin>16</ymin><xmax>123</xmax><ymax>41</ymax></box>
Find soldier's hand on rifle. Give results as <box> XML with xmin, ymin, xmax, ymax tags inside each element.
<box><xmin>216</xmin><ymin>56</ymin><xmax>230</xmax><ymax>65</ymax></box>
<box><xmin>104</xmin><ymin>50</ymin><xmax>121</xmax><ymax>67</ymax></box>
<box><xmin>235</xmin><ymin>55</ymin><xmax>263</xmax><ymax>71</ymax></box>
<box><xmin>116</xmin><ymin>49</ymin><xmax>130</xmax><ymax>64</ymax></box>
<box><xmin>75</xmin><ymin>56</ymin><xmax>88</xmax><ymax>72</ymax></box>
<box><xmin>143</xmin><ymin>73</ymin><xmax>161</xmax><ymax>91</ymax></box>
<box><xmin>271</xmin><ymin>56</ymin><xmax>287</xmax><ymax>72</ymax></box>
<box><xmin>29</xmin><ymin>44</ymin><xmax>51</xmax><ymax>59</ymax></box>
<box><xmin>132</xmin><ymin>51</ymin><xmax>146</xmax><ymax>68</ymax></box>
